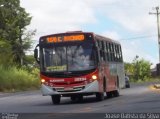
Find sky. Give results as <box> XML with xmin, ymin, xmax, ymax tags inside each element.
<box><xmin>20</xmin><ymin>0</ymin><xmax>160</xmax><ymax>68</ymax></box>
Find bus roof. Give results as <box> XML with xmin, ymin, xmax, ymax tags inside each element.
<box><xmin>94</xmin><ymin>34</ymin><xmax>120</xmax><ymax>45</ymax></box>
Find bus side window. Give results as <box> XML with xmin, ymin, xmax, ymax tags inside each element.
<box><xmin>118</xmin><ymin>45</ymin><xmax>122</xmax><ymax>62</ymax></box>
<box><xmin>105</xmin><ymin>42</ymin><xmax>109</xmax><ymax>62</ymax></box>
<box><xmin>103</xmin><ymin>41</ymin><xmax>107</xmax><ymax>52</ymax></box>
<box><xmin>95</xmin><ymin>40</ymin><xmax>99</xmax><ymax>48</ymax></box>
<box><xmin>99</xmin><ymin>41</ymin><xmax>105</xmax><ymax>61</ymax></box>
<box><xmin>115</xmin><ymin>45</ymin><xmax>119</xmax><ymax>62</ymax></box>
<box><xmin>110</xmin><ymin>43</ymin><xmax>114</xmax><ymax>62</ymax></box>
<box><xmin>95</xmin><ymin>40</ymin><xmax>101</xmax><ymax>63</ymax></box>
<box><xmin>97</xmin><ymin>40</ymin><xmax>105</xmax><ymax>62</ymax></box>
<box><xmin>112</xmin><ymin>44</ymin><xmax>116</xmax><ymax>62</ymax></box>
<box><xmin>107</xmin><ymin>42</ymin><xmax>111</xmax><ymax>62</ymax></box>
<box><xmin>98</xmin><ymin>40</ymin><xmax>102</xmax><ymax>49</ymax></box>
<box><xmin>102</xmin><ymin>41</ymin><xmax>106</xmax><ymax>62</ymax></box>
<box><xmin>113</xmin><ymin>44</ymin><xmax>116</xmax><ymax>62</ymax></box>
<box><xmin>103</xmin><ymin>42</ymin><xmax>107</xmax><ymax>62</ymax></box>
<box><xmin>101</xmin><ymin>41</ymin><xmax>104</xmax><ymax>51</ymax></box>
<box><xmin>100</xmin><ymin>50</ymin><xmax>104</xmax><ymax>61</ymax></box>
<box><xmin>108</xmin><ymin>43</ymin><xmax>112</xmax><ymax>62</ymax></box>
<box><xmin>114</xmin><ymin>44</ymin><xmax>117</xmax><ymax>62</ymax></box>
<box><xmin>119</xmin><ymin>45</ymin><xmax>123</xmax><ymax>62</ymax></box>
<box><xmin>116</xmin><ymin>45</ymin><xmax>119</xmax><ymax>62</ymax></box>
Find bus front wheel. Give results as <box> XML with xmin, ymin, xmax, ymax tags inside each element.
<box><xmin>70</xmin><ymin>96</ymin><xmax>77</xmax><ymax>101</ymax></box>
<box><xmin>96</xmin><ymin>92</ymin><xmax>104</xmax><ymax>101</ymax></box>
<box><xmin>113</xmin><ymin>89</ymin><xmax>120</xmax><ymax>97</ymax></box>
<box><xmin>51</xmin><ymin>95</ymin><xmax>61</xmax><ymax>104</ymax></box>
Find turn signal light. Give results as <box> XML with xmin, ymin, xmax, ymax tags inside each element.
<box><xmin>41</xmin><ymin>79</ymin><xmax>45</xmax><ymax>83</ymax></box>
<box><xmin>92</xmin><ymin>75</ymin><xmax>97</xmax><ymax>80</ymax></box>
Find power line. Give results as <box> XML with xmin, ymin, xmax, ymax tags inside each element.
<box><xmin>120</xmin><ymin>34</ymin><xmax>156</xmax><ymax>40</ymax></box>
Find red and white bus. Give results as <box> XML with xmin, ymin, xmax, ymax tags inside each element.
<box><xmin>34</xmin><ymin>31</ymin><xmax>125</xmax><ymax>104</ymax></box>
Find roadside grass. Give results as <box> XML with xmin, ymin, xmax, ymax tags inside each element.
<box><xmin>0</xmin><ymin>65</ymin><xmax>40</xmax><ymax>92</ymax></box>
<box><xmin>130</xmin><ymin>77</ymin><xmax>160</xmax><ymax>83</ymax></box>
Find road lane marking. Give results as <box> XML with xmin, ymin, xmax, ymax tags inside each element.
<box><xmin>63</xmin><ymin>106</ymin><xmax>99</xmax><ymax>113</ymax></box>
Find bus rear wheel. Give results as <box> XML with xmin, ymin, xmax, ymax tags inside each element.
<box><xmin>51</xmin><ymin>95</ymin><xmax>61</xmax><ymax>104</ymax></box>
<box><xmin>113</xmin><ymin>89</ymin><xmax>120</xmax><ymax>97</ymax></box>
<box><xmin>106</xmin><ymin>92</ymin><xmax>113</xmax><ymax>98</ymax></box>
<box><xmin>114</xmin><ymin>78</ymin><xmax>120</xmax><ymax>97</ymax></box>
<box><xmin>96</xmin><ymin>92</ymin><xmax>104</xmax><ymax>101</ymax></box>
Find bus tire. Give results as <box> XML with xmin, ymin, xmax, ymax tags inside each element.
<box><xmin>96</xmin><ymin>92</ymin><xmax>104</xmax><ymax>101</ymax></box>
<box><xmin>70</xmin><ymin>96</ymin><xmax>77</xmax><ymax>101</ymax></box>
<box><xmin>113</xmin><ymin>89</ymin><xmax>120</xmax><ymax>97</ymax></box>
<box><xmin>106</xmin><ymin>92</ymin><xmax>113</xmax><ymax>98</ymax></box>
<box><xmin>114</xmin><ymin>80</ymin><xmax>120</xmax><ymax>97</ymax></box>
<box><xmin>77</xmin><ymin>95</ymin><xmax>83</xmax><ymax>102</ymax></box>
<box><xmin>51</xmin><ymin>95</ymin><xmax>61</xmax><ymax>104</ymax></box>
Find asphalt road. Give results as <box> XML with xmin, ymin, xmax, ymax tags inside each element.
<box><xmin>0</xmin><ymin>82</ymin><xmax>160</xmax><ymax>119</ymax></box>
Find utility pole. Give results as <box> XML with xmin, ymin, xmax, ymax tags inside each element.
<box><xmin>135</xmin><ymin>55</ymin><xmax>139</xmax><ymax>81</ymax></box>
<box><xmin>149</xmin><ymin>6</ymin><xmax>160</xmax><ymax>63</ymax></box>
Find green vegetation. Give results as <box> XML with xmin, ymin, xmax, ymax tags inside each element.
<box><xmin>0</xmin><ymin>0</ymin><xmax>35</xmax><ymax>66</ymax></box>
<box><xmin>125</xmin><ymin>56</ymin><xmax>152</xmax><ymax>82</ymax></box>
<box><xmin>0</xmin><ymin>65</ymin><xmax>40</xmax><ymax>92</ymax></box>
<box><xmin>129</xmin><ymin>78</ymin><xmax>160</xmax><ymax>83</ymax></box>
<box><xmin>0</xmin><ymin>0</ymin><xmax>39</xmax><ymax>92</ymax></box>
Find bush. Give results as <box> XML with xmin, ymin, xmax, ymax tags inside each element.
<box><xmin>0</xmin><ymin>65</ymin><xmax>40</xmax><ymax>92</ymax></box>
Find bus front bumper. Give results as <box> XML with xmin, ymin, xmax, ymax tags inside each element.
<box><xmin>41</xmin><ymin>80</ymin><xmax>99</xmax><ymax>96</ymax></box>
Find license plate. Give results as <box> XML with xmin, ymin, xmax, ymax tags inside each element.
<box><xmin>64</xmin><ymin>87</ymin><xmax>73</xmax><ymax>91</ymax></box>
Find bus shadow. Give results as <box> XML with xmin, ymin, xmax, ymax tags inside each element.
<box><xmin>37</xmin><ymin>94</ymin><xmax>123</xmax><ymax>107</ymax></box>
<box><xmin>59</xmin><ymin>95</ymin><xmax>122</xmax><ymax>105</ymax></box>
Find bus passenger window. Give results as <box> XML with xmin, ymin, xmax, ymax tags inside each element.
<box><xmin>103</xmin><ymin>42</ymin><xmax>107</xmax><ymax>52</ymax></box>
<box><xmin>110</xmin><ymin>43</ymin><xmax>114</xmax><ymax>62</ymax></box>
<box><xmin>101</xmin><ymin>41</ymin><xmax>104</xmax><ymax>51</ymax></box>
<box><xmin>105</xmin><ymin>52</ymin><xmax>108</xmax><ymax>62</ymax></box>
<box><xmin>98</xmin><ymin>41</ymin><xmax>102</xmax><ymax>49</ymax></box>
<box><xmin>115</xmin><ymin>45</ymin><xmax>118</xmax><ymax>62</ymax></box>
<box><xmin>119</xmin><ymin>45</ymin><xmax>122</xmax><ymax>62</ymax></box>
<box><xmin>108</xmin><ymin>43</ymin><xmax>112</xmax><ymax>61</ymax></box>
<box><xmin>103</xmin><ymin>51</ymin><xmax>106</xmax><ymax>61</ymax></box>
<box><xmin>106</xmin><ymin>42</ymin><xmax>110</xmax><ymax>62</ymax></box>
<box><xmin>95</xmin><ymin>40</ymin><xmax>99</xmax><ymax>47</ymax></box>
<box><xmin>116</xmin><ymin>45</ymin><xmax>119</xmax><ymax>62</ymax></box>
<box><xmin>100</xmin><ymin>50</ymin><xmax>104</xmax><ymax>61</ymax></box>
<box><xmin>113</xmin><ymin>44</ymin><xmax>116</xmax><ymax>62</ymax></box>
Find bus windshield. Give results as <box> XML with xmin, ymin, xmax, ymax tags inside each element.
<box><xmin>42</xmin><ymin>42</ymin><xmax>96</xmax><ymax>72</ymax></box>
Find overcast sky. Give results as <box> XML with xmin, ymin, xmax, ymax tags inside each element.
<box><xmin>20</xmin><ymin>0</ymin><xmax>160</xmax><ymax>67</ymax></box>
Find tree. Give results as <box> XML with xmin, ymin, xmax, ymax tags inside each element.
<box><xmin>132</xmin><ymin>57</ymin><xmax>151</xmax><ymax>80</ymax></box>
<box><xmin>0</xmin><ymin>0</ymin><xmax>34</xmax><ymax>66</ymax></box>
<box><xmin>0</xmin><ymin>39</ymin><xmax>13</xmax><ymax>65</ymax></box>
<box><xmin>124</xmin><ymin>62</ymin><xmax>134</xmax><ymax>75</ymax></box>
<box><xmin>125</xmin><ymin>56</ymin><xmax>152</xmax><ymax>81</ymax></box>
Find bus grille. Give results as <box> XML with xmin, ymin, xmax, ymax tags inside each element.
<box><xmin>53</xmin><ymin>86</ymin><xmax>85</xmax><ymax>92</ymax></box>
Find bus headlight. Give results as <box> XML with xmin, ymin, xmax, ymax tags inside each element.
<box><xmin>92</xmin><ymin>75</ymin><xmax>97</xmax><ymax>80</ymax></box>
<box><xmin>41</xmin><ymin>79</ymin><xmax>45</xmax><ymax>83</ymax></box>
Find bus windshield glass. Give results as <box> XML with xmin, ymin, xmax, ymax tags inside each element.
<box><xmin>42</xmin><ymin>42</ymin><xmax>96</xmax><ymax>72</ymax></box>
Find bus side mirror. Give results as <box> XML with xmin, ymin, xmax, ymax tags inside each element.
<box><xmin>34</xmin><ymin>44</ymin><xmax>40</xmax><ymax>64</ymax></box>
<box><xmin>34</xmin><ymin>48</ymin><xmax>38</xmax><ymax>59</ymax></box>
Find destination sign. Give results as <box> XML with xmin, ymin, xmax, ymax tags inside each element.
<box><xmin>47</xmin><ymin>34</ymin><xmax>84</xmax><ymax>43</ymax></box>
